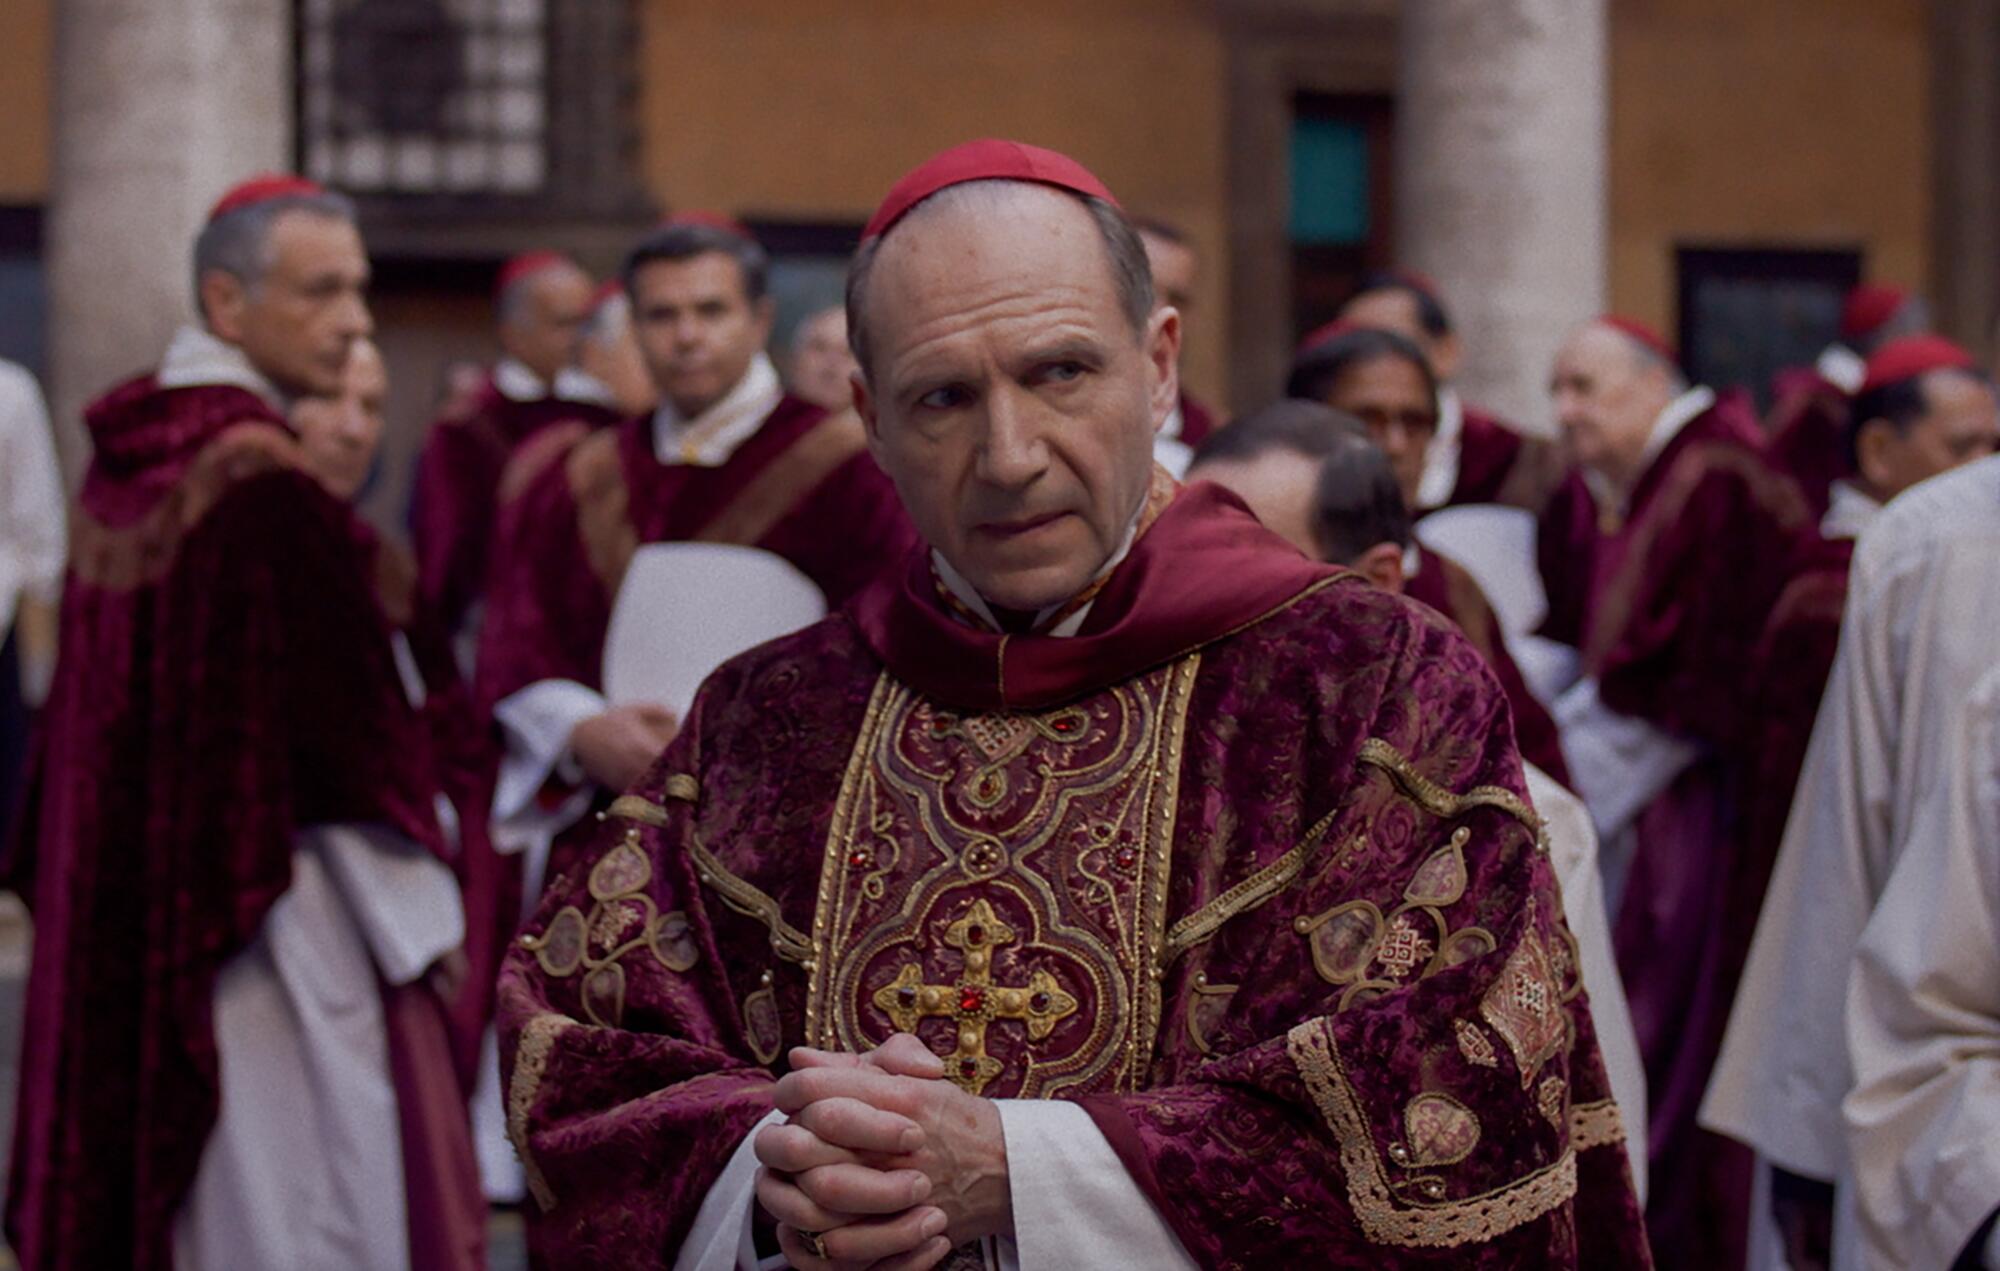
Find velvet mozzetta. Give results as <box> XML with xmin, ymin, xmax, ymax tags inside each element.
<box><xmin>499</xmin><ymin>486</ymin><xmax>1650</xmax><ymax>1268</ymax></box>
<box><xmin>2</xmin><ymin>380</ymin><xmax>447</xmax><ymax>1269</ymax></box>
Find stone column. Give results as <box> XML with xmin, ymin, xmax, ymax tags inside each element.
<box><xmin>46</xmin><ymin>0</ymin><xmax>291</xmax><ymax>478</ymax></box>
<box><xmin>1393</xmin><ymin>0</ymin><xmax>1607</xmax><ymax>434</ymax></box>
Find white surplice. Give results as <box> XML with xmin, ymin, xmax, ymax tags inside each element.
<box><xmin>1839</xmin><ymin>663</ymin><xmax>2000</xmax><ymax>1270</ymax></box>
<box><xmin>0</xmin><ymin>359</ymin><xmax>64</xmax><ymax>647</ymax></box>
<box><xmin>1702</xmin><ymin>454</ymin><xmax>2000</xmax><ymax>1186</ymax></box>
<box><xmin>172</xmin><ymin>825</ymin><xmax>463</xmax><ymax>1271</ymax></box>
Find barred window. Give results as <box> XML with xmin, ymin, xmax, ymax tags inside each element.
<box><xmin>295</xmin><ymin>0</ymin><xmax>640</xmax><ymax>215</ymax></box>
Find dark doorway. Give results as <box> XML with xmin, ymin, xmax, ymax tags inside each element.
<box><xmin>1676</xmin><ymin>246</ymin><xmax>1863</xmax><ymax>413</ymax></box>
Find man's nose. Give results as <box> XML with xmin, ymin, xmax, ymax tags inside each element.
<box><xmin>976</xmin><ymin>386</ymin><xmax>1050</xmax><ymax>488</ymax></box>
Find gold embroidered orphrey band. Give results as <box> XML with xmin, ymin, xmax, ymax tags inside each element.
<box><xmin>803</xmin><ymin>658</ymin><xmax>1198</xmax><ymax>1097</ymax></box>
<box><xmin>1287</xmin><ymin>1016</ymin><xmax>1577</xmax><ymax>1248</ymax></box>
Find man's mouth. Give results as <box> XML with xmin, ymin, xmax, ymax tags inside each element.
<box><xmin>977</xmin><ymin>511</ymin><xmax>1070</xmax><ymax>541</ymax></box>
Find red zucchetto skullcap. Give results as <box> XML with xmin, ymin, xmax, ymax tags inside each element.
<box><xmin>1597</xmin><ymin>315</ymin><xmax>1677</xmax><ymax>366</ymax></box>
<box><xmin>1295</xmin><ymin>318</ymin><xmax>1365</xmax><ymax>357</ymax></box>
<box><xmin>659</xmin><ymin>209</ymin><xmax>756</xmax><ymax>241</ymax></box>
<box><xmin>1856</xmin><ymin>333</ymin><xmax>1976</xmax><ymax>396</ymax></box>
<box><xmin>207</xmin><ymin>173</ymin><xmax>327</xmax><ymax>223</ymax></box>
<box><xmin>863</xmin><ymin>140</ymin><xmax>1119</xmax><ymax>242</ymax></box>
<box><xmin>1840</xmin><ymin>284</ymin><xmax>1910</xmax><ymax>343</ymax></box>
<box><xmin>494</xmin><ymin>250</ymin><xmax>572</xmax><ymax>299</ymax></box>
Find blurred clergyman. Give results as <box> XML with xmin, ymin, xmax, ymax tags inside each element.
<box><xmin>3</xmin><ymin>175</ymin><xmax>478</xmax><ymax>1270</ymax></box>
<box><xmin>0</xmin><ymin>357</ymin><xmax>63</xmax><ymax>831</ymax></box>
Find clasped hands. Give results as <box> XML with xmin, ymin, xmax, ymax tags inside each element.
<box><xmin>753</xmin><ymin>1033</ymin><xmax>1012</xmax><ymax>1270</ymax></box>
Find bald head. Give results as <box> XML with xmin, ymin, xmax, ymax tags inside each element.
<box><xmin>848</xmin><ymin>179</ymin><xmax>1180</xmax><ymax>613</ymax></box>
<box><xmin>1550</xmin><ymin>320</ymin><xmax>1686</xmax><ymax>486</ymax></box>
<box><xmin>497</xmin><ymin>256</ymin><xmax>594</xmax><ymax>384</ymax></box>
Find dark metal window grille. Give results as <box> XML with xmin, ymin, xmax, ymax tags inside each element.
<box><xmin>299</xmin><ymin>0</ymin><xmax>549</xmax><ymax>195</ymax></box>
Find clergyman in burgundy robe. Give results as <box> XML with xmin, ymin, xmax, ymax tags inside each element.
<box><xmin>409</xmin><ymin>365</ymin><xmax>619</xmax><ymax>649</ymax></box>
<box><xmin>1538</xmin><ymin>318</ymin><xmax>1810</xmax><ymax>1270</ymax></box>
<box><xmin>498</xmin><ymin>479</ymin><xmax>1649</xmax><ymax>1268</ymax></box>
<box><xmin>1</xmin><ymin>344</ymin><xmax>455</xmax><ymax>1269</ymax></box>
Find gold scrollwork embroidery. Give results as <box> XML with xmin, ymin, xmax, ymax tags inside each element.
<box><xmin>1537</xmin><ymin>1076</ymin><xmax>1567</xmax><ymax>1130</ymax></box>
<box><xmin>1478</xmin><ymin>899</ymin><xmax>1568</xmax><ymax>1089</ymax></box>
<box><xmin>1569</xmin><ymin>1098</ymin><xmax>1626</xmax><ymax>1152</ymax></box>
<box><xmin>509</xmin><ymin>1013</ymin><xmax>577</xmax><ymax>1213</ymax></box>
<box><xmin>743</xmin><ymin>969</ymin><xmax>783</xmax><ymax>1065</ymax></box>
<box><xmin>1161</xmin><ymin>806</ymin><xmax>1339</xmax><ymax>964</ymax></box>
<box><xmin>1356</xmin><ymin>738</ymin><xmax>1547</xmax><ymax>852</ymax></box>
<box><xmin>517</xmin><ymin>830</ymin><xmax>701</xmax><ymax>1027</ymax></box>
<box><xmin>1185</xmin><ymin>972</ymin><xmax>1239</xmax><ymax>1055</ymax></box>
<box><xmin>1397</xmin><ymin>1092</ymin><xmax>1482</xmax><ymax>1168</ymax></box>
<box><xmin>1455</xmin><ymin>1019</ymin><xmax>1499</xmax><ymax>1068</ymax></box>
<box><xmin>610</xmin><ymin>788</ymin><xmax>812</xmax><ymax>967</ymax></box>
<box><xmin>1287</xmin><ymin>1018</ymin><xmax>1577</xmax><ymax>1248</ymax></box>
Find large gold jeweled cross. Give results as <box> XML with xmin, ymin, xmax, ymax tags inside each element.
<box><xmin>871</xmin><ymin>899</ymin><xmax>1078</xmax><ymax>1094</ymax></box>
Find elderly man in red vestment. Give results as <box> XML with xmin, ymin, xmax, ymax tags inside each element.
<box><xmin>1720</xmin><ymin>334</ymin><xmax>1998</xmax><ymax>1268</ymax></box>
<box><xmin>1323</xmin><ymin>271</ymin><xmax>1565</xmax><ymax>515</ymax></box>
<box><xmin>1763</xmin><ymin>284</ymin><xmax>1930</xmax><ymax>521</ymax></box>
<box><xmin>474</xmin><ymin>215</ymin><xmax>916</xmax><ymax>955</ymax></box>
<box><xmin>2</xmin><ymin>177</ymin><xmax>480</xmax><ymax>1270</ymax></box>
<box><xmin>1535</xmin><ymin>316</ymin><xmax>1810</xmax><ymax>1270</ymax></box>
<box><xmin>1282</xmin><ymin>327</ymin><xmax>1570</xmax><ymax>787</ymax></box>
<box><xmin>409</xmin><ymin>248</ymin><xmax>621</xmax><ymax>655</ymax></box>
<box><xmin>498</xmin><ymin>139</ymin><xmax>1648</xmax><ymax>1271</ymax></box>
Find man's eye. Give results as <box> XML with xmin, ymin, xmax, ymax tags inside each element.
<box><xmin>918</xmin><ymin>385</ymin><xmax>969</xmax><ymax>410</ymax></box>
<box><xmin>1042</xmin><ymin>361</ymin><xmax>1086</xmax><ymax>384</ymax></box>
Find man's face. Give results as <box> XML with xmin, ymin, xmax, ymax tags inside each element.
<box><xmin>1189</xmin><ymin>448</ymin><xmax>1318</xmax><ymax>558</ymax></box>
<box><xmin>1320</xmin><ymin>354</ymin><xmax>1437</xmax><ymax>508</ymax></box>
<box><xmin>790</xmin><ymin>307</ymin><xmax>859</xmax><ymax>412</ymax></box>
<box><xmin>856</xmin><ymin>186</ymin><xmax>1179</xmax><ymax>612</ymax></box>
<box><xmin>292</xmin><ymin>339</ymin><xmax>388</xmax><ymax>501</ymax></box>
<box><xmin>1550</xmin><ymin>324</ymin><xmax>1675</xmax><ymax>484</ymax></box>
<box><xmin>1863</xmin><ymin>369</ymin><xmax>2000</xmax><ymax>500</ymax></box>
<box><xmin>499</xmin><ymin>263</ymin><xmax>595</xmax><ymax>384</ymax></box>
<box><xmin>1140</xmin><ymin>231</ymin><xmax>1197</xmax><ymax>320</ymax></box>
<box><xmin>210</xmin><ymin>211</ymin><xmax>373</xmax><ymax>399</ymax></box>
<box><xmin>631</xmin><ymin>252</ymin><xmax>773</xmax><ymax>418</ymax></box>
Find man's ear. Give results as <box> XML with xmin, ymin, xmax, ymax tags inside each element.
<box><xmin>852</xmin><ymin>370</ymin><xmax>884</xmax><ymax>453</ymax></box>
<box><xmin>1355</xmin><ymin>541</ymin><xmax>1407</xmax><ymax>594</ymax></box>
<box><xmin>1146</xmin><ymin>306</ymin><xmax>1182</xmax><ymax>436</ymax></box>
<box><xmin>199</xmin><ymin>269</ymin><xmax>250</xmax><ymax>342</ymax></box>
<box><xmin>1853</xmin><ymin>416</ymin><xmax>1897</xmax><ymax>492</ymax></box>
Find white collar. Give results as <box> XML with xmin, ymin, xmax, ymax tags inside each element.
<box><xmin>1821</xmin><ymin>479</ymin><xmax>1882</xmax><ymax>541</ymax></box>
<box><xmin>931</xmin><ymin>492</ymin><xmax>1149</xmax><ymax>639</ymax></box>
<box><xmin>1415</xmin><ymin>386</ymin><xmax>1465</xmax><ymax>510</ymax></box>
<box><xmin>650</xmin><ymin>353</ymin><xmax>784</xmax><ymax>467</ymax></box>
<box><xmin>1586</xmin><ymin>385</ymin><xmax>1715</xmax><ymax>513</ymax></box>
<box><xmin>1160</xmin><ymin>399</ymin><xmax>1187</xmax><ymax>442</ymax></box>
<box><xmin>1402</xmin><ymin>541</ymin><xmax>1423</xmax><ymax>580</ymax></box>
<box><xmin>1816</xmin><ymin>343</ymin><xmax>1866</xmax><ymax>395</ymax></box>
<box><xmin>495</xmin><ymin>357</ymin><xmax>614</xmax><ymax>407</ymax></box>
<box><xmin>492</xmin><ymin>358</ymin><xmax>551</xmax><ymax>402</ymax></box>
<box><xmin>155</xmin><ymin>325</ymin><xmax>286</xmax><ymax>408</ymax></box>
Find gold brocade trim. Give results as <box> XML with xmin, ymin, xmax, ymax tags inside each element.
<box><xmin>1286</xmin><ymin>1018</ymin><xmax>1577</xmax><ymax>1248</ymax></box>
<box><xmin>691</xmin><ymin>833</ymin><xmax>814</xmax><ymax>966</ymax></box>
<box><xmin>1160</xmin><ymin>806</ymin><xmax>1338</xmax><ymax>963</ymax></box>
<box><xmin>1569</xmin><ymin>1099</ymin><xmax>1626</xmax><ymax>1152</ymax></box>
<box><xmin>509</xmin><ymin>1013</ymin><xmax>577</xmax><ymax>1213</ymax></box>
<box><xmin>805</xmin><ymin>673</ymin><xmax>898</xmax><ymax>1045</ymax></box>
<box><xmin>609</xmin><ymin>794</ymin><xmax>670</xmax><ymax>827</ymax></box>
<box><xmin>1356</xmin><ymin>738</ymin><xmax>1547</xmax><ymax>851</ymax></box>
<box><xmin>611</xmin><ymin>789</ymin><xmax>813</xmax><ymax>964</ymax></box>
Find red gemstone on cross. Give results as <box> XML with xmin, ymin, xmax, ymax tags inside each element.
<box><xmin>958</xmin><ymin>1057</ymin><xmax>978</xmax><ymax>1078</ymax></box>
<box><xmin>964</xmin><ymin>924</ymin><xmax>985</xmax><ymax>945</ymax></box>
<box><xmin>958</xmin><ymin>987</ymin><xmax>985</xmax><ymax>1014</ymax></box>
